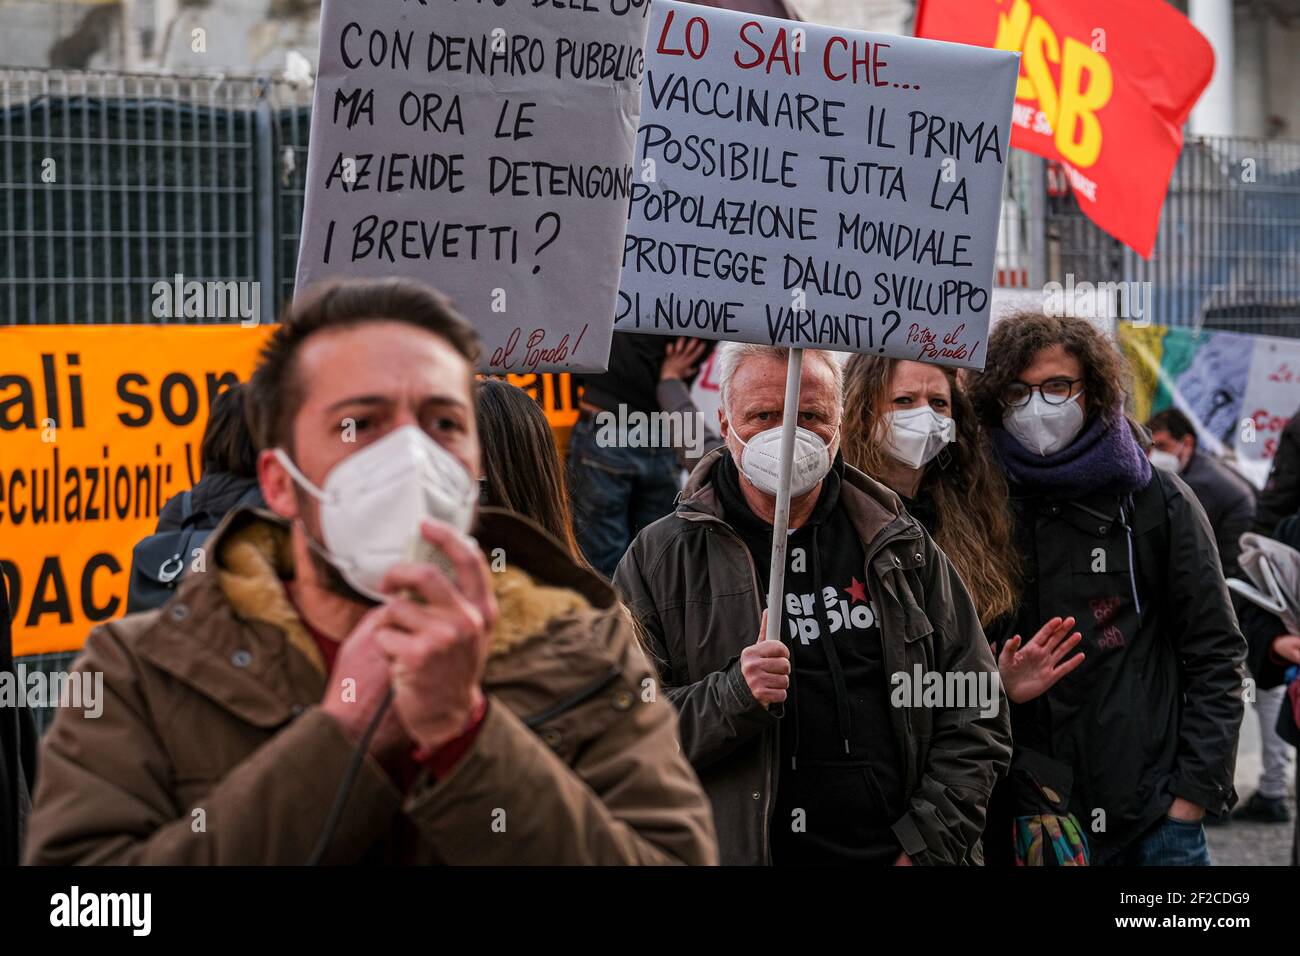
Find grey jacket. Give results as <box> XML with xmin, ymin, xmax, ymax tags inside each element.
<box><xmin>614</xmin><ymin>449</ymin><xmax>1012</xmax><ymax>865</ymax></box>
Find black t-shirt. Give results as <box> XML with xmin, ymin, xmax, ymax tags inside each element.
<box><xmin>713</xmin><ymin>454</ymin><xmax>905</xmax><ymax>865</ymax></box>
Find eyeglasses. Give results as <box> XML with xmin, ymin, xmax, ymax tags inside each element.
<box><xmin>1001</xmin><ymin>377</ymin><xmax>1083</xmax><ymax>408</ymax></box>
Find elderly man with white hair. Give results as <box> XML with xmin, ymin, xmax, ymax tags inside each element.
<box><xmin>614</xmin><ymin>343</ymin><xmax>1011</xmax><ymax>866</ymax></box>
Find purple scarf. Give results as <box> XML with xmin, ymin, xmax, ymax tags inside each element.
<box><xmin>991</xmin><ymin>415</ymin><xmax>1152</xmax><ymax>498</ymax></box>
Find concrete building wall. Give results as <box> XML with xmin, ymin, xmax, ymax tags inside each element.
<box><xmin>1232</xmin><ymin>1</ymin><xmax>1300</xmax><ymax>140</ymax></box>
<box><xmin>0</xmin><ymin>0</ymin><xmax>320</xmax><ymax>75</ymax></box>
<box><xmin>791</xmin><ymin>0</ymin><xmax>911</xmax><ymax>34</ymax></box>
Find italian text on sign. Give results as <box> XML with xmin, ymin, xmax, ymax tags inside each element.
<box><xmin>617</xmin><ymin>0</ymin><xmax>1019</xmax><ymax>367</ymax></box>
<box><xmin>296</xmin><ymin>0</ymin><xmax>652</xmax><ymax>374</ymax></box>
<box><xmin>0</xmin><ymin>326</ymin><xmax>271</xmax><ymax>656</ymax></box>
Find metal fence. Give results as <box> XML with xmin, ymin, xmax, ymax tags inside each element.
<box><xmin>0</xmin><ymin>68</ymin><xmax>313</xmax><ymax>327</ymax></box>
<box><xmin>2</xmin><ymin>65</ymin><xmax>1299</xmax><ymax>730</ymax></box>
<box><xmin>3</xmin><ymin>67</ymin><xmax>1299</xmax><ymax>335</ymax></box>
<box><xmin>995</xmin><ymin>136</ymin><xmax>1300</xmax><ymax>337</ymax></box>
<box><xmin>0</xmin><ymin>69</ymin><xmax>315</xmax><ymax>733</ymax></box>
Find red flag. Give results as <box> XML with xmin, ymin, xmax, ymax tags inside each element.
<box><xmin>915</xmin><ymin>0</ymin><xmax>1213</xmax><ymax>258</ymax></box>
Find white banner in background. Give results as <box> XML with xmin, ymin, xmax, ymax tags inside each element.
<box><xmin>1118</xmin><ymin>321</ymin><xmax>1300</xmax><ymax>489</ymax></box>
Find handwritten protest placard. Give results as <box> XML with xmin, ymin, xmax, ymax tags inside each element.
<box><xmin>296</xmin><ymin>0</ymin><xmax>652</xmax><ymax>373</ymax></box>
<box><xmin>616</xmin><ymin>1</ymin><xmax>1019</xmax><ymax>367</ymax></box>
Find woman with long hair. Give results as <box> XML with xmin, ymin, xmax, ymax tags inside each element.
<box><xmin>475</xmin><ymin>378</ymin><xmax>582</xmax><ymax>561</ymax></box>
<box><xmin>843</xmin><ymin>353</ymin><xmax>1092</xmax><ymax>865</ymax></box>
<box><xmin>841</xmin><ymin>354</ymin><xmax>1021</xmax><ymax>627</ymax></box>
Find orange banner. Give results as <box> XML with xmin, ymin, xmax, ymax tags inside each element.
<box><xmin>1</xmin><ymin>326</ymin><xmax>274</xmax><ymax>656</ymax></box>
<box><xmin>1</xmin><ymin>326</ymin><xmax>581</xmax><ymax>656</ymax></box>
<box><xmin>491</xmin><ymin>371</ymin><xmax>582</xmax><ymax>453</ymax></box>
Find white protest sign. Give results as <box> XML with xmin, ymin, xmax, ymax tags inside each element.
<box><xmin>296</xmin><ymin>0</ymin><xmax>652</xmax><ymax>373</ymax></box>
<box><xmin>616</xmin><ymin>0</ymin><xmax>1019</xmax><ymax>367</ymax></box>
<box><xmin>1236</xmin><ymin>336</ymin><xmax>1300</xmax><ymax>465</ymax></box>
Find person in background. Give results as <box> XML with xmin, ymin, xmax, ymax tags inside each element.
<box><xmin>126</xmin><ymin>382</ymin><xmax>266</xmax><ymax>613</ymax></box>
<box><xmin>1238</xmin><ymin>506</ymin><xmax>1300</xmax><ymax>864</ymax></box>
<box><xmin>841</xmin><ymin>355</ymin><xmax>1021</xmax><ymax>630</ymax></box>
<box><xmin>1146</xmin><ymin>408</ymin><xmax>1256</xmax><ymax>578</ymax></box>
<box><xmin>475</xmin><ymin>378</ymin><xmax>583</xmax><ymax>561</ymax></box>
<box><xmin>655</xmin><ymin>337</ymin><xmax>723</xmax><ymax>474</ymax></box>
<box><xmin>156</xmin><ymin>382</ymin><xmax>263</xmax><ymax>531</ymax></box>
<box><xmin>567</xmin><ymin>332</ymin><xmax>712</xmax><ymax>577</ymax></box>
<box><xmin>25</xmin><ymin>278</ymin><xmax>717</xmax><ymax>865</ymax></box>
<box><xmin>1</xmin><ymin>575</ymin><xmax>37</xmax><ymax>866</ymax></box>
<box><xmin>1254</xmin><ymin>411</ymin><xmax>1300</xmax><ymax>536</ymax></box>
<box><xmin>1147</xmin><ymin>407</ymin><xmax>1291</xmax><ymax>826</ymax></box>
<box><xmin>968</xmin><ymin>311</ymin><xmax>1246</xmax><ymax>866</ymax></box>
<box><xmin>616</xmin><ymin>342</ymin><xmax>1010</xmax><ymax>866</ymax></box>
<box><xmin>843</xmin><ymin>354</ymin><xmax>1090</xmax><ymax>865</ymax></box>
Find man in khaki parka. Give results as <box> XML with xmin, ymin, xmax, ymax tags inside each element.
<box><xmin>25</xmin><ymin>278</ymin><xmax>716</xmax><ymax>866</ymax></box>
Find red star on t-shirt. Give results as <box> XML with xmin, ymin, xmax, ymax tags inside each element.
<box><xmin>845</xmin><ymin>576</ymin><xmax>868</xmax><ymax>604</ymax></box>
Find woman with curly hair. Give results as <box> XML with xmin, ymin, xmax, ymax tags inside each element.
<box><xmin>967</xmin><ymin>311</ymin><xmax>1246</xmax><ymax>867</ymax></box>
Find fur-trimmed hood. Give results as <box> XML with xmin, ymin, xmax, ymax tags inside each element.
<box><xmin>210</xmin><ymin>507</ymin><xmax>605</xmax><ymax>674</ymax></box>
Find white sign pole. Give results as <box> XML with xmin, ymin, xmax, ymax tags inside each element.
<box><xmin>762</xmin><ymin>347</ymin><xmax>803</xmax><ymax>716</ymax></box>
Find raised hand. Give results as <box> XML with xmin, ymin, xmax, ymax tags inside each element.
<box><xmin>997</xmin><ymin>616</ymin><xmax>1085</xmax><ymax>704</ymax></box>
<box><xmin>660</xmin><ymin>337</ymin><xmax>708</xmax><ymax>381</ymax></box>
<box><xmin>373</xmin><ymin>519</ymin><xmax>498</xmax><ymax>751</ymax></box>
<box><xmin>1271</xmin><ymin>634</ymin><xmax>1300</xmax><ymax>665</ymax></box>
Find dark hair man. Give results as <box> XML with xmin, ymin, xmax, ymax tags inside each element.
<box><xmin>615</xmin><ymin>342</ymin><xmax>1011</xmax><ymax>866</ymax></box>
<box><xmin>1146</xmin><ymin>408</ymin><xmax>1256</xmax><ymax>578</ymax></box>
<box><xmin>1237</xmin><ymin>507</ymin><xmax>1300</xmax><ymax>862</ymax></box>
<box><xmin>25</xmin><ymin>278</ymin><xmax>716</xmax><ymax>865</ymax></box>
<box><xmin>1147</xmin><ymin>409</ymin><xmax>1289</xmax><ymax>826</ymax></box>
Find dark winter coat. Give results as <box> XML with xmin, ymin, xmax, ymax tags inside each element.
<box><xmin>986</xmin><ymin>468</ymin><xmax>1247</xmax><ymax>863</ymax></box>
<box><xmin>155</xmin><ymin>471</ymin><xmax>262</xmax><ymax>533</ymax></box>
<box><xmin>1</xmin><ymin>576</ymin><xmax>38</xmax><ymax>866</ymax></box>
<box><xmin>614</xmin><ymin>449</ymin><xmax>1012</xmax><ymax>865</ymax></box>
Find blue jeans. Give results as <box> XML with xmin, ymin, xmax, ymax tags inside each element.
<box><xmin>566</xmin><ymin>419</ymin><xmax>681</xmax><ymax>578</ymax></box>
<box><xmin>1115</xmin><ymin>815</ymin><xmax>1213</xmax><ymax>866</ymax></box>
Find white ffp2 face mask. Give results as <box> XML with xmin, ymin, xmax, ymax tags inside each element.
<box><xmin>1003</xmin><ymin>392</ymin><xmax>1085</xmax><ymax>457</ymax></box>
<box><xmin>1148</xmin><ymin>449</ymin><xmax>1183</xmax><ymax>474</ymax></box>
<box><xmin>734</xmin><ymin>424</ymin><xmax>835</xmax><ymax>498</ymax></box>
<box><xmin>274</xmin><ymin>425</ymin><xmax>478</xmax><ymax>602</ymax></box>
<box><xmin>884</xmin><ymin>406</ymin><xmax>956</xmax><ymax>470</ymax></box>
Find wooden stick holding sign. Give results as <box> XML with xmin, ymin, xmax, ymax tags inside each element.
<box><xmin>762</xmin><ymin>347</ymin><xmax>804</xmax><ymax>718</ymax></box>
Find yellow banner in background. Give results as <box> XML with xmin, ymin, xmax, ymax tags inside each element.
<box><xmin>1116</xmin><ymin>323</ymin><xmax>1168</xmax><ymax>424</ymax></box>
<box><xmin>1</xmin><ymin>325</ymin><xmax>273</xmax><ymax>656</ymax></box>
